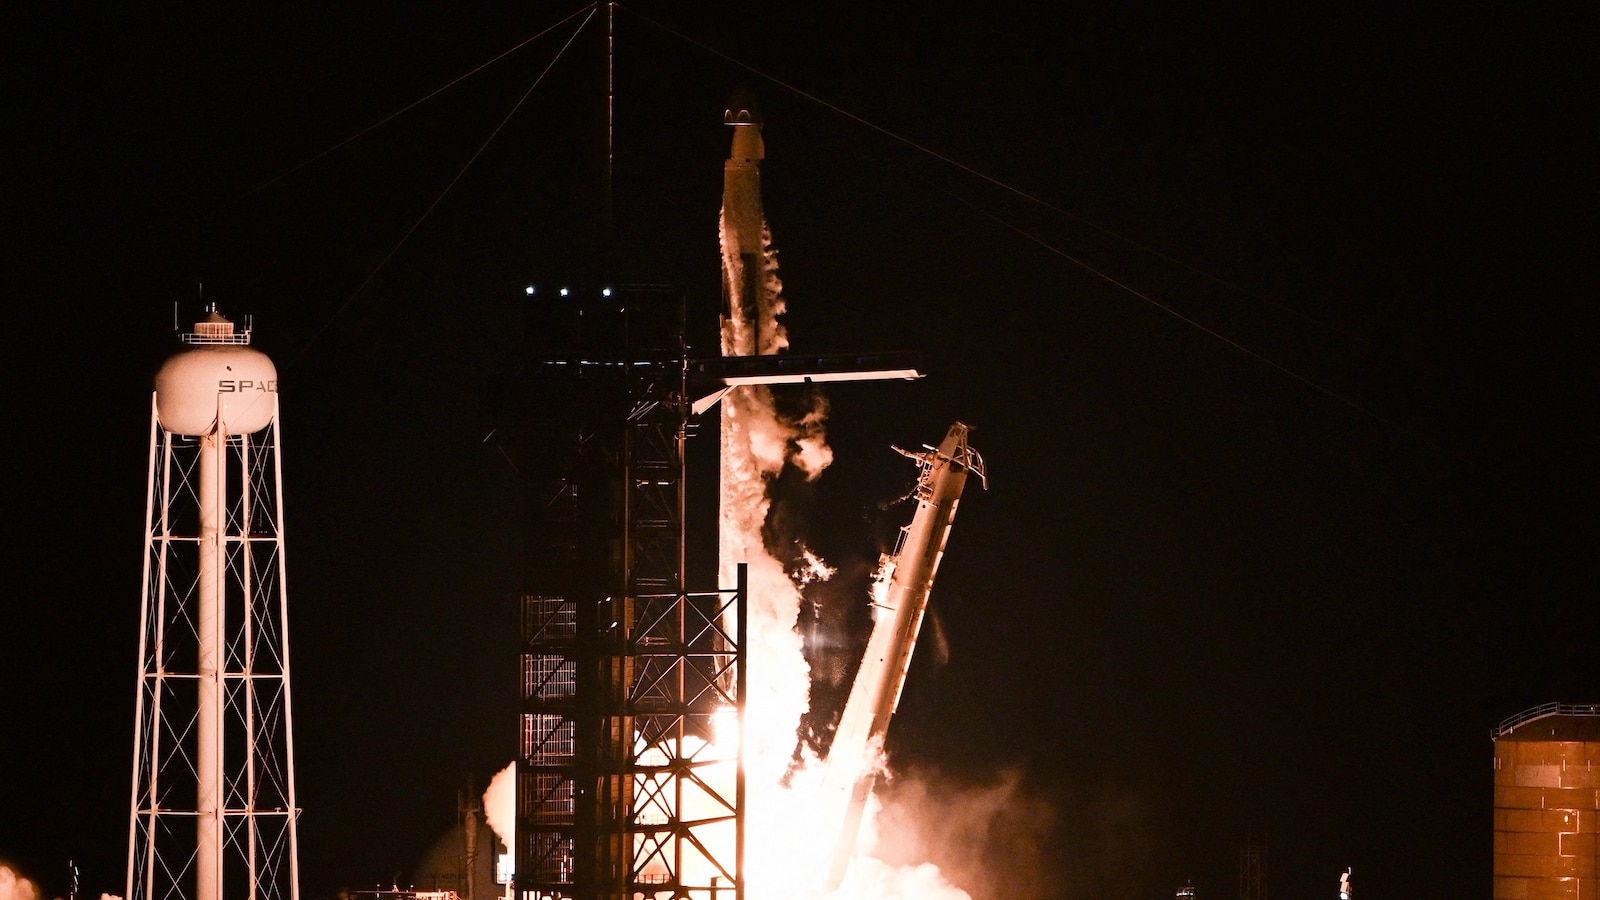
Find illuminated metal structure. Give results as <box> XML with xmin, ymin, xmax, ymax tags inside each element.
<box><xmin>1492</xmin><ymin>702</ymin><xmax>1600</xmax><ymax>899</ymax></box>
<box><xmin>128</xmin><ymin>309</ymin><xmax>299</xmax><ymax>900</ymax></box>
<box><xmin>498</xmin><ymin>7</ymin><xmax>751</xmax><ymax>890</ymax></box>
<box><xmin>500</xmin><ymin>285</ymin><xmax>747</xmax><ymax>900</ymax></box>
<box><xmin>502</xmin><ymin>293</ymin><xmax>922</xmax><ymax>900</ymax></box>
<box><xmin>497</xmin><ymin>29</ymin><xmax>924</xmax><ymax>891</ymax></box>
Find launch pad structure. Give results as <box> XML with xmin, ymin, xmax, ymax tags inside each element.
<box><xmin>497</xmin><ymin>292</ymin><xmax>934</xmax><ymax>900</ymax></box>
<box><xmin>483</xmin><ymin>8</ymin><xmax>952</xmax><ymax>894</ymax></box>
<box><xmin>493</xmin><ymin>67</ymin><xmax>953</xmax><ymax>894</ymax></box>
<box><xmin>497</xmin><ymin>284</ymin><xmax>747</xmax><ymax>900</ymax></box>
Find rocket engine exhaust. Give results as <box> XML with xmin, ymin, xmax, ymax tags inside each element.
<box><xmin>712</xmin><ymin>96</ymin><xmax>984</xmax><ymax>899</ymax></box>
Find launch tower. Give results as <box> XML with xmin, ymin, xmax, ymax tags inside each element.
<box><xmin>498</xmin><ymin>285</ymin><xmax>746</xmax><ymax>900</ymax></box>
<box><xmin>127</xmin><ymin>309</ymin><xmax>299</xmax><ymax>900</ymax></box>
<box><xmin>496</xmin><ymin>81</ymin><xmax>939</xmax><ymax>894</ymax></box>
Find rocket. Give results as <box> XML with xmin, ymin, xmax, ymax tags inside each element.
<box><xmin>821</xmin><ymin>422</ymin><xmax>986</xmax><ymax>890</ymax></box>
<box><xmin>721</xmin><ymin>95</ymin><xmax>773</xmax><ymax>358</ymax></box>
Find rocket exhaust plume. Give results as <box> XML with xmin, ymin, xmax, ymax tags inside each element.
<box><xmin>717</xmin><ymin>101</ymin><xmax>982</xmax><ymax>900</ymax></box>
<box><xmin>721</xmin><ymin>99</ymin><xmax>842</xmax><ymax>893</ymax></box>
<box><xmin>719</xmin><ymin>101</ymin><xmax>821</xmax><ymax>802</ymax></box>
<box><xmin>484</xmin><ymin>763</ymin><xmax>516</xmax><ymax>859</ymax></box>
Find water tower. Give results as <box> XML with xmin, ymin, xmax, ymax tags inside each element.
<box><xmin>127</xmin><ymin>308</ymin><xmax>300</xmax><ymax>900</ymax></box>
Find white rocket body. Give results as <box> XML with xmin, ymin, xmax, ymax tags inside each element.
<box><xmin>720</xmin><ymin>112</ymin><xmax>769</xmax><ymax>359</ymax></box>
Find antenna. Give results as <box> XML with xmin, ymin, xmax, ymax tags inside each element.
<box><xmin>606</xmin><ymin>1</ymin><xmax>614</xmax><ymax>239</ymax></box>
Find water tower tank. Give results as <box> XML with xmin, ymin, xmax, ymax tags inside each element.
<box><xmin>154</xmin><ymin>310</ymin><xmax>277</xmax><ymax>435</ymax></box>
<box><xmin>1493</xmin><ymin>703</ymin><xmax>1600</xmax><ymax>899</ymax></box>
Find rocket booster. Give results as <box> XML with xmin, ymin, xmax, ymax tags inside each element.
<box><xmin>721</xmin><ymin>99</ymin><xmax>772</xmax><ymax>357</ymax></box>
<box><xmin>822</xmin><ymin>421</ymin><xmax>986</xmax><ymax>889</ymax></box>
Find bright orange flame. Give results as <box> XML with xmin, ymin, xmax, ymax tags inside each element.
<box><xmin>710</xmin><ymin>191</ymin><xmax>972</xmax><ymax>898</ymax></box>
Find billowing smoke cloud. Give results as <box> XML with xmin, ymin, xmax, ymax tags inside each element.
<box><xmin>838</xmin><ymin>855</ymin><xmax>965</xmax><ymax>899</ymax></box>
<box><xmin>719</xmin><ymin>197</ymin><xmax>836</xmax><ymax>799</ymax></box>
<box><xmin>483</xmin><ymin>762</ymin><xmax>515</xmax><ymax>855</ymax></box>
<box><xmin>719</xmin><ymin>160</ymin><xmax>993</xmax><ymax>900</ymax></box>
<box><xmin>866</xmin><ymin>768</ymin><xmax>1055</xmax><ymax>900</ymax></box>
<box><xmin>0</xmin><ymin>866</ymin><xmax>42</xmax><ymax>900</ymax></box>
<box><xmin>786</xmin><ymin>395</ymin><xmax>832</xmax><ymax>480</ymax></box>
<box><xmin>757</xmin><ymin>224</ymin><xmax>788</xmax><ymax>354</ymax></box>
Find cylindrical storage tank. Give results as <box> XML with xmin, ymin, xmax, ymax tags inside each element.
<box><xmin>154</xmin><ymin>311</ymin><xmax>278</xmax><ymax>435</ymax></box>
<box><xmin>1493</xmin><ymin>704</ymin><xmax>1600</xmax><ymax>900</ymax></box>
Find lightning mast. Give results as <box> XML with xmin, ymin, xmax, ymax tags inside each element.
<box><xmin>128</xmin><ymin>308</ymin><xmax>299</xmax><ymax>900</ymax></box>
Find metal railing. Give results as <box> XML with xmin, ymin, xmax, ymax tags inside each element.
<box><xmin>1492</xmin><ymin>701</ymin><xmax>1600</xmax><ymax>739</ymax></box>
<box><xmin>181</xmin><ymin>330</ymin><xmax>252</xmax><ymax>345</ymax></box>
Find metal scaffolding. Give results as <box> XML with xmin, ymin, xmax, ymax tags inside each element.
<box><xmin>128</xmin><ymin>394</ymin><xmax>300</xmax><ymax>900</ymax></box>
<box><xmin>506</xmin><ymin>285</ymin><xmax>743</xmax><ymax>900</ymax></box>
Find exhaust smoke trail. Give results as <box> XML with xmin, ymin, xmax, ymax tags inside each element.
<box><xmin>718</xmin><ymin>110</ymin><xmax>827</xmax><ymax>804</ymax></box>
<box><xmin>868</xmin><ymin>769</ymin><xmax>1056</xmax><ymax>900</ymax></box>
<box><xmin>718</xmin><ymin>111</ymin><xmax>976</xmax><ymax>900</ymax></box>
<box><xmin>483</xmin><ymin>762</ymin><xmax>516</xmax><ymax>858</ymax></box>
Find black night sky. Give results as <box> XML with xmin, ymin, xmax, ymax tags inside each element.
<box><xmin>5</xmin><ymin>4</ymin><xmax>1595</xmax><ymax>899</ymax></box>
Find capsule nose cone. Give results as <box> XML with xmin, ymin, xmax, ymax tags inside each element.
<box><xmin>723</xmin><ymin>87</ymin><xmax>762</xmax><ymax>126</ymax></box>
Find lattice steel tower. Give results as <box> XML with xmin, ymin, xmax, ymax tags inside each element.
<box><xmin>127</xmin><ymin>309</ymin><xmax>299</xmax><ymax>900</ymax></box>
<box><xmin>498</xmin><ymin>284</ymin><xmax>744</xmax><ymax>900</ymax></box>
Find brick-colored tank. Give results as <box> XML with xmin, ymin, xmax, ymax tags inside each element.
<box><xmin>1493</xmin><ymin>704</ymin><xmax>1600</xmax><ymax>899</ymax></box>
